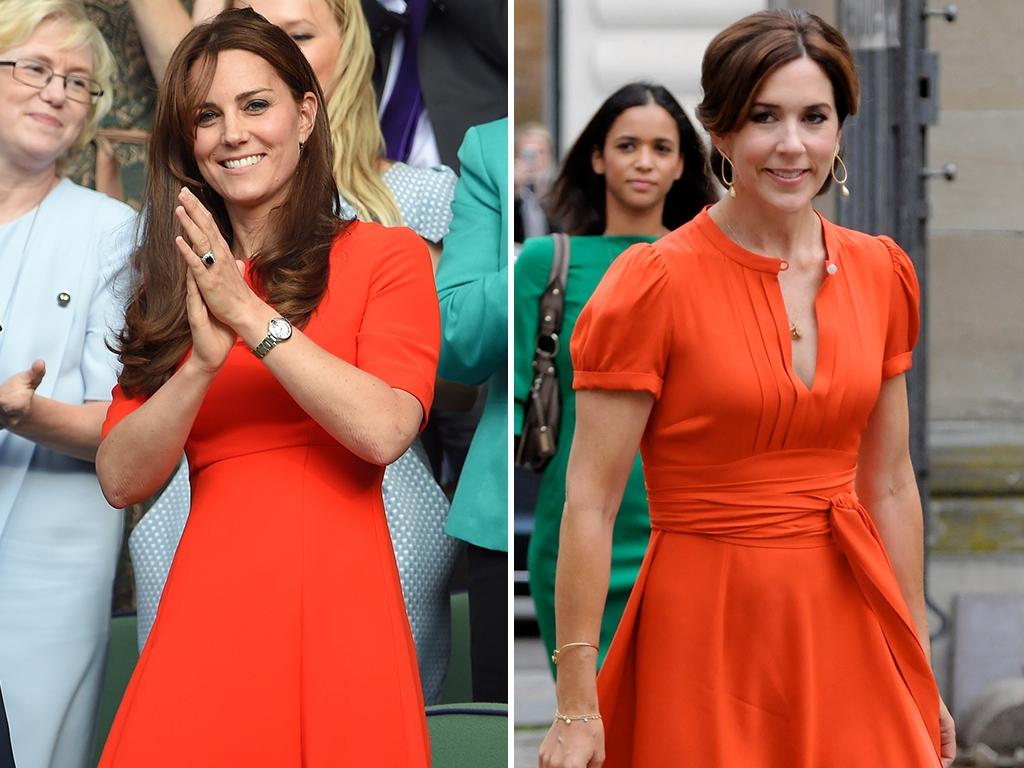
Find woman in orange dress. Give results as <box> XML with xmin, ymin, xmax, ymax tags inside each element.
<box><xmin>539</xmin><ymin>10</ymin><xmax>956</xmax><ymax>768</ymax></box>
<box><xmin>95</xmin><ymin>9</ymin><xmax>436</xmax><ymax>765</ymax></box>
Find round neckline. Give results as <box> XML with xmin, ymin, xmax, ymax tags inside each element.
<box><xmin>0</xmin><ymin>177</ymin><xmax>65</xmax><ymax>230</ymax></box>
<box><xmin>697</xmin><ymin>205</ymin><xmax>840</xmax><ymax>276</ymax></box>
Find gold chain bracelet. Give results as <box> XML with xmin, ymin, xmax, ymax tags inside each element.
<box><xmin>551</xmin><ymin>641</ymin><xmax>599</xmax><ymax>665</ymax></box>
<box><xmin>554</xmin><ymin>710</ymin><xmax>602</xmax><ymax>725</ymax></box>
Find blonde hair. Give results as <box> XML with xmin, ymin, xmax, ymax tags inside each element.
<box><xmin>321</xmin><ymin>0</ymin><xmax>402</xmax><ymax>225</ymax></box>
<box><xmin>0</xmin><ymin>0</ymin><xmax>115</xmax><ymax>158</ymax></box>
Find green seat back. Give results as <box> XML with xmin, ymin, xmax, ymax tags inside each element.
<box><xmin>91</xmin><ymin>613</ymin><xmax>140</xmax><ymax>764</ymax></box>
<box><xmin>426</xmin><ymin>703</ymin><xmax>507</xmax><ymax>768</ymax></box>
<box><xmin>438</xmin><ymin>590</ymin><xmax>472</xmax><ymax>704</ymax></box>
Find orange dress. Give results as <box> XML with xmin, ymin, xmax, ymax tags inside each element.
<box><xmin>99</xmin><ymin>222</ymin><xmax>438</xmax><ymax>766</ymax></box>
<box><xmin>571</xmin><ymin>210</ymin><xmax>942</xmax><ymax>767</ymax></box>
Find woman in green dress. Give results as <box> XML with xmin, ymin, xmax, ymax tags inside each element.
<box><xmin>515</xmin><ymin>82</ymin><xmax>716</xmax><ymax>673</ymax></box>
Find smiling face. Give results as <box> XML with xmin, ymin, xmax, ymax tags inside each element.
<box><xmin>239</xmin><ymin>0</ymin><xmax>342</xmax><ymax>96</ymax></box>
<box><xmin>0</xmin><ymin>17</ymin><xmax>93</xmax><ymax>174</ymax></box>
<box><xmin>714</xmin><ymin>56</ymin><xmax>841</xmax><ymax>214</ymax></box>
<box><xmin>191</xmin><ymin>49</ymin><xmax>316</xmax><ymax>220</ymax></box>
<box><xmin>592</xmin><ymin>102</ymin><xmax>683</xmax><ymax>223</ymax></box>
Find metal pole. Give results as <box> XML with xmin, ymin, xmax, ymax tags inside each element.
<box><xmin>836</xmin><ymin>0</ymin><xmax>948</xmax><ymax>637</ymax></box>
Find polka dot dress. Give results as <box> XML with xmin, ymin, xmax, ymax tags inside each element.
<box><xmin>337</xmin><ymin>162</ymin><xmax>457</xmax><ymax>243</ymax></box>
<box><xmin>128</xmin><ymin>459</ymin><xmax>190</xmax><ymax>650</ymax></box>
<box><xmin>383</xmin><ymin>447</ymin><xmax>462</xmax><ymax>703</ymax></box>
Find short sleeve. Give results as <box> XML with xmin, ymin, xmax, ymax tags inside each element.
<box><xmin>879</xmin><ymin>236</ymin><xmax>921</xmax><ymax>380</ymax></box>
<box><xmin>83</xmin><ymin>207</ymin><xmax>135</xmax><ymax>401</ymax></box>
<box><xmin>571</xmin><ymin>243</ymin><xmax>673</xmax><ymax>398</ymax></box>
<box><xmin>101</xmin><ymin>383</ymin><xmax>148</xmax><ymax>439</ymax></box>
<box><xmin>355</xmin><ymin>227</ymin><xmax>441</xmax><ymax>423</ymax></box>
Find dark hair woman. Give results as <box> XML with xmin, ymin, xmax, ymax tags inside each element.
<box><xmin>540</xmin><ymin>10</ymin><xmax>954</xmax><ymax>768</ymax></box>
<box><xmin>515</xmin><ymin>81</ymin><xmax>716</xmax><ymax>681</ymax></box>
<box><xmin>547</xmin><ymin>81</ymin><xmax>716</xmax><ymax>236</ymax></box>
<box><xmin>96</xmin><ymin>9</ymin><xmax>437</xmax><ymax>765</ymax></box>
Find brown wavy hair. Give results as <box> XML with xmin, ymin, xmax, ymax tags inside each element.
<box><xmin>115</xmin><ymin>8</ymin><xmax>341</xmax><ymax>397</ymax></box>
<box><xmin>696</xmin><ymin>9</ymin><xmax>859</xmax><ymax>196</ymax></box>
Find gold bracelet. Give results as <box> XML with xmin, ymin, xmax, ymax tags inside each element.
<box><xmin>551</xmin><ymin>641</ymin><xmax>599</xmax><ymax>665</ymax></box>
<box><xmin>554</xmin><ymin>710</ymin><xmax>602</xmax><ymax>725</ymax></box>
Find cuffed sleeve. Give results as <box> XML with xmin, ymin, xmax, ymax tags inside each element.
<box><xmin>879</xmin><ymin>236</ymin><xmax>920</xmax><ymax>380</ymax></box>
<box><xmin>571</xmin><ymin>243</ymin><xmax>673</xmax><ymax>398</ymax></box>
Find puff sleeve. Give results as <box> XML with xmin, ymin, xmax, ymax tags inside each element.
<box><xmin>571</xmin><ymin>243</ymin><xmax>673</xmax><ymax>398</ymax></box>
<box><xmin>83</xmin><ymin>213</ymin><xmax>134</xmax><ymax>402</ymax></box>
<box><xmin>879</xmin><ymin>236</ymin><xmax>921</xmax><ymax>380</ymax></box>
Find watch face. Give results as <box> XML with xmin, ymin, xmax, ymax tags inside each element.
<box><xmin>269</xmin><ymin>317</ymin><xmax>292</xmax><ymax>341</ymax></box>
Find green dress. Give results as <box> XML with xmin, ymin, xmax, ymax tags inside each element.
<box><xmin>514</xmin><ymin>234</ymin><xmax>654</xmax><ymax>673</ymax></box>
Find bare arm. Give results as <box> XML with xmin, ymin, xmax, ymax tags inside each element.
<box><xmin>7</xmin><ymin>399</ymin><xmax>109</xmax><ymax>462</ymax></box>
<box><xmin>0</xmin><ymin>360</ymin><xmax>108</xmax><ymax>462</ymax></box>
<box><xmin>0</xmin><ymin>358</ymin><xmax>110</xmax><ymax>461</ymax></box>
<box><xmin>425</xmin><ymin>239</ymin><xmax>441</xmax><ymax>274</ymax></box>
<box><xmin>854</xmin><ymin>374</ymin><xmax>929</xmax><ymax>655</ymax></box>
<box><xmin>97</xmin><ymin>360</ymin><xmax>216</xmax><ymax>507</ymax></box>
<box><xmin>127</xmin><ymin>0</ymin><xmax>226</xmax><ymax>82</ymax></box>
<box><xmin>539</xmin><ymin>389</ymin><xmax>654</xmax><ymax>768</ymax></box>
<box><xmin>855</xmin><ymin>373</ymin><xmax>956</xmax><ymax>764</ymax></box>
<box><xmin>235</xmin><ymin>302</ymin><xmax>425</xmax><ymax>466</ymax></box>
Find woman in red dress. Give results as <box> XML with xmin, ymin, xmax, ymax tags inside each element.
<box><xmin>96</xmin><ymin>9</ymin><xmax>436</xmax><ymax>765</ymax></box>
<box><xmin>540</xmin><ymin>10</ymin><xmax>956</xmax><ymax>768</ymax></box>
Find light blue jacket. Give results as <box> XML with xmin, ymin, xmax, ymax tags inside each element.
<box><xmin>0</xmin><ymin>179</ymin><xmax>135</xmax><ymax>536</ymax></box>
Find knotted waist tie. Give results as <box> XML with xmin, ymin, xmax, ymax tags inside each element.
<box><xmin>600</xmin><ymin>449</ymin><xmax>941</xmax><ymax>759</ymax></box>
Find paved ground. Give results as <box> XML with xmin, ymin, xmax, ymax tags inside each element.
<box><xmin>514</xmin><ymin>635</ymin><xmax>555</xmax><ymax>768</ymax></box>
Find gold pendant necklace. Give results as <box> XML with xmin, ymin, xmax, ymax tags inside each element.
<box><xmin>720</xmin><ymin>215</ymin><xmax>803</xmax><ymax>342</ymax></box>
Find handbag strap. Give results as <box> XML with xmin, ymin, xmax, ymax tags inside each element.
<box><xmin>534</xmin><ymin>233</ymin><xmax>570</xmax><ymax>360</ymax></box>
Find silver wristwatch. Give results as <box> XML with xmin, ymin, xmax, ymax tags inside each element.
<box><xmin>252</xmin><ymin>316</ymin><xmax>293</xmax><ymax>359</ymax></box>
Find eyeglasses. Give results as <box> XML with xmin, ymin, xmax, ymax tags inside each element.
<box><xmin>0</xmin><ymin>59</ymin><xmax>103</xmax><ymax>104</ymax></box>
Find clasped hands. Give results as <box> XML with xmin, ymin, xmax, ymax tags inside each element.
<box><xmin>174</xmin><ymin>187</ymin><xmax>263</xmax><ymax>374</ymax></box>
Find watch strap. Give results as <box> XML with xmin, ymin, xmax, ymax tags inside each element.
<box><xmin>252</xmin><ymin>335</ymin><xmax>279</xmax><ymax>359</ymax></box>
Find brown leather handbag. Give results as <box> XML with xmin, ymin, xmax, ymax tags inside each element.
<box><xmin>515</xmin><ymin>233</ymin><xmax>570</xmax><ymax>472</ymax></box>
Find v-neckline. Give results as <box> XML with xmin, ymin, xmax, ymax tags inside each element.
<box><xmin>699</xmin><ymin>207</ymin><xmax>840</xmax><ymax>395</ymax></box>
<box><xmin>777</xmin><ymin>283</ymin><xmax>824</xmax><ymax>393</ymax></box>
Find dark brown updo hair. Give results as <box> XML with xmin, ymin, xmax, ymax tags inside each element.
<box><xmin>696</xmin><ymin>9</ymin><xmax>860</xmax><ymax>195</ymax></box>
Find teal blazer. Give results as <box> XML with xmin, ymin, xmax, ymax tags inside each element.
<box><xmin>436</xmin><ymin>118</ymin><xmax>508</xmax><ymax>552</ymax></box>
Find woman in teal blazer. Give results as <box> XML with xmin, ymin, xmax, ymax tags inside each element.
<box><xmin>436</xmin><ymin>117</ymin><xmax>508</xmax><ymax>702</ymax></box>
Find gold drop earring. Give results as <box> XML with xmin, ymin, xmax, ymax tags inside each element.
<box><xmin>832</xmin><ymin>150</ymin><xmax>850</xmax><ymax>197</ymax></box>
<box><xmin>719</xmin><ymin>152</ymin><xmax>736</xmax><ymax>198</ymax></box>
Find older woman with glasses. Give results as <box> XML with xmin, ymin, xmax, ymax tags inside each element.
<box><xmin>0</xmin><ymin>1</ymin><xmax>135</xmax><ymax>765</ymax></box>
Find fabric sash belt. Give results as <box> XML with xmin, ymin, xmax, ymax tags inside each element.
<box><xmin>599</xmin><ymin>449</ymin><xmax>941</xmax><ymax>759</ymax></box>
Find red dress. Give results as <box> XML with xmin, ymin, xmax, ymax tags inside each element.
<box><xmin>571</xmin><ymin>210</ymin><xmax>942</xmax><ymax>767</ymax></box>
<box><xmin>99</xmin><ymin>222</ymin><xmax>438</xmax><ymax>766</ymax></box>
